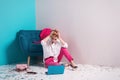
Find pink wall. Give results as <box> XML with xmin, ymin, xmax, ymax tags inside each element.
<box><xmin>36</xmin><ymin>0</ymin><xmax>120</xmax><ymax>66</ymax></box>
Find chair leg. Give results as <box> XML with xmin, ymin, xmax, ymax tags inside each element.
<box><xmin>27</xmin><ymin>56</ymin><xmax>30</xmax><ymax>67</ymax></box>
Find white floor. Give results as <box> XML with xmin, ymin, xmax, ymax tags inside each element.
<box><xmin>0</xmin><ymin>64</ymin><xmax>120</xmax><ymax>80</ymax></box>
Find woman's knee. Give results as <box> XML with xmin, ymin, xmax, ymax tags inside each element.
<box><xmin>61</xmin><ymin>47</ymin><xmax>68</xmax><ymax>52</ymax></box>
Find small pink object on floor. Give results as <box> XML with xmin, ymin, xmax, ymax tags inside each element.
<box><xmin>16</xmin><ymin>64</ymin><xmax>28</xmax><ymax>71</ymax></box>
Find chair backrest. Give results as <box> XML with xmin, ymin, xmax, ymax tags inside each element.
<box><xmin>17</xmin><ymin>30</ymin><xmax>43</xmax><ymax>56</ymax></box>
<box><xmin>18</xmin><ymin>30</ymin><xmax>41</xmax><ymax>41</ymax></box>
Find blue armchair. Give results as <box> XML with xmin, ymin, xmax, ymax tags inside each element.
<box><xmin>17</xmin><ymin>30</ymin><xmax>43</xmax><ymax>66</ymax></box>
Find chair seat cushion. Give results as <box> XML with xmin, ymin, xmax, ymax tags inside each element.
<box><xmin>29</xmin><ymin>43</ymin><xmax>43</xmax><ymax>52</ymax></box>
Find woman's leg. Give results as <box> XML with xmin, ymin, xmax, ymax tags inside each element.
<box><xmin>57</xmin><ymin>47</ymin><xmax>73</xmax><ymax>63</ymax></box>
<box><xmin>45</xmin><ymin>57</ymin><xmax>60</xmax><ymax>68</ymax></box>
<box><xmin>57</xmin><ymin>47</ymin><xmax>77</xmax><ymax>68</ymax></box>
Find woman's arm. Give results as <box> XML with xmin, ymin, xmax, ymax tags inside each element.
<box><xmin>41</xmin><ymin>34</ymin><xmax>51</xmax><ymax>46</ymax></box>
<box><xmin>58</xmin><ymin>31</ymin><xmax>68</xmax><ymax>48</ymax></box>
<box><xmin>42</xmin><ymin>35</ymin><xmax>50</xmax><ymax>42</ymax></box>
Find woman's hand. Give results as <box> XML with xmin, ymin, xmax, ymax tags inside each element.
<box><xmin>58</xmin><ymin>30</ymin><xmax>61</xmax><ymax>39</ymax></box>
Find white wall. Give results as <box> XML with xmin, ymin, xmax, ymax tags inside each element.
<box><xmin>36</xmin><ymin>0</ymin><xmax>120</xmax><ymax>66</ymax></box>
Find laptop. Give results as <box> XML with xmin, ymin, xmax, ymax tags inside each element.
<box><xmin>46</xmin><ymin>65</ymin><xmax>65</xmax><ymax>75</ymax></box>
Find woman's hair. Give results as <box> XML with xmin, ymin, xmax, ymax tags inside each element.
<box><xmin>50</xmin><ymin>29</ymin><xmax>59</xmax><ymax>38</ymax></box>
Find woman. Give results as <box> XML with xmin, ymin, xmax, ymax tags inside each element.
<box><xmin>41</xmin><ymin>29</ymin><xmax>77</xmax><ymax>68</ymax></box>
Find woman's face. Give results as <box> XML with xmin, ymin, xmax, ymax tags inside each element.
<box><xmin>51</xmin><ymin>36</ymin><xmax>57</xmax><ymax>43</ymax></box>
<box><xmin>50</xmin><ymin>30</ymin><xmax>59</xmax><ymax>43</ymax></box>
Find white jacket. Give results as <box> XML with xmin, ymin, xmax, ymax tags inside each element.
<box><xmin>41</xmin><ymin>38</ymin><xmax>68</xmax><ymax>62</ymax></box>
